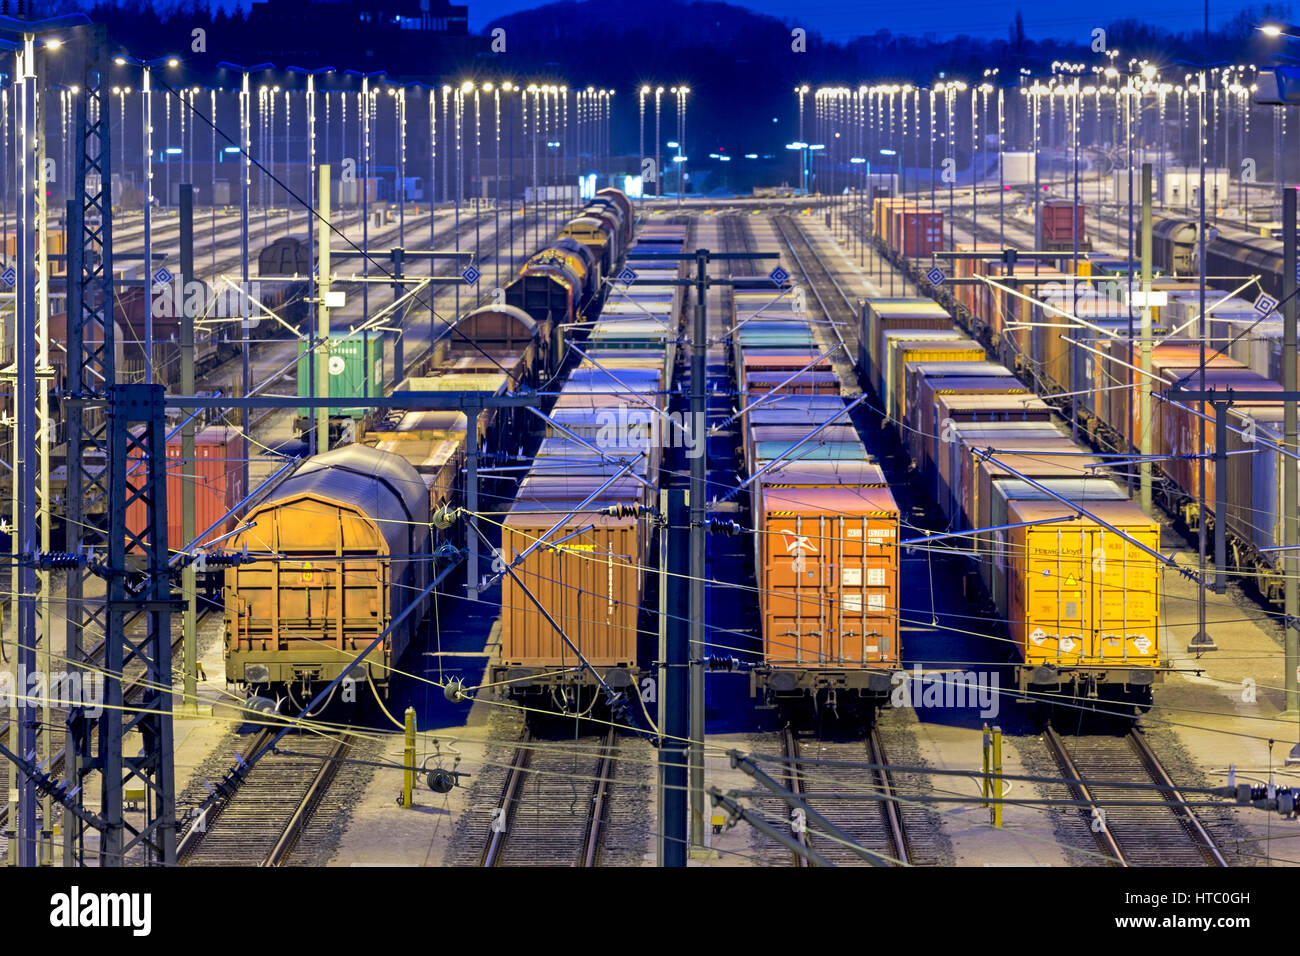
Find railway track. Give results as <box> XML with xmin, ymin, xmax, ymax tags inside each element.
<box><xmin>771</xmin><ymin>214</ymin><xmax>856</xmax><ymax>357</ymax></box>
<box><xmin>1043</xmin><ymin>725</ymin><xmax>1227</xmax><ymax>867</ymax></box>
<box><xmin>776</xmin><ymin>726</ymin><xmax>910</xmax><ymax>866</ymax></box>
<box><xmin>177</xmin><ymin>728</ymin><xmax>357</xmax><ymax>866</ymax></box>
<box><xmin>720</xmin><ymin>212</ymin><xmax>758</xmax><ymax>277</ymax></box>
<box><xmin>481</xmin><ymin>726</ymin><xmax>618</xmax><ymax>867</ymax></box>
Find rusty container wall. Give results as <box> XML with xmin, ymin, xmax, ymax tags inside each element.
<box><xmin>501</xmin><ymin>507</ymin><xmax>642</xmax><ymax>669</ymax></box>
<box><xmin>1107</xmin><ymin>344</ymin><xmax>1239</xmax><ymax>446</ymax></box>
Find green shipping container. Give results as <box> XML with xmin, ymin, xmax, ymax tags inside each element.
<box><xmin>297</xmin><ymin>332</ymin><xmax>386</xmax><ymax>418</ymax></box>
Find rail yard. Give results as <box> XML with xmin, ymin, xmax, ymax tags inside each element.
<box><xmin>1</xmin><ymin>13</ymin><xmax>1300</xmax><ymax>931</ymax></box>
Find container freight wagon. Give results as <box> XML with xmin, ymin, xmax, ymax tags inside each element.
<box><xmin>859</xmin><ymin>293</ymin><xmax>1165</xmax><ymax>705</ymax></box>
<box><xmin>991</xmin><ymin>258</ymin><xmax>1300</xmax><ymax>604</ymax></box>
<box><xmin>1037</xmin><ymin>200</ymin><xmax>1089</xmax><ymax>252</ymax></box>
<box><xmin>1152</xmin><ymin>217</ymin><xmax>1300</xmax><ymax>301</ymax></box>
<box><xmin>357</xmin><ymin>303</ymin><xmax>544</xmax><ymax>556</ymax></box>
<box><xmin>1090</xmin><ymin>342</ymin><xmax>1292</xmax><ymax>604</ymax></box>
<box><xmin>735</xmin><ymin>285</ymin><xmax>902</xmax><ymax>711</ymax></box>
<box><xmin>871</xmin><ymin>197</ymin><xmax>943</xmax><ymax>259</ymax></box>
<box><xmin>222</xmin><ymin>445</ymin><xmax>431</xmax><ymax>702</ymax></box>
<box><xmin>489</xmin><ymin>224</ymin><xmax>686</xmax><ymax>708</ymax></box>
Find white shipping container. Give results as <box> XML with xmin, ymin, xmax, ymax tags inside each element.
<box><xmin>1109</xmin><ymin>167</ymin><xmax>1231</xmax><ymax>207</ymax></box>
<box><xmin>1159</xmin><ymin>167</ymin><xmax>1230</xmax><ymax>207</ymax></box>
<box><xmin>1000</xmin><ymin>151</ymin><xmax>1036</xmax><ymax>185</ymax></box>
<box><xmin>864</xmin><ymin>172</ymin><xmax>899</xmax><ymax>197</ymax></box>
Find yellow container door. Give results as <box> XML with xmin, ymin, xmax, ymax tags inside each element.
<box><xmin>1023</xmin><ymin>526</ymin><xmax>1087</xmax><ymax>666</ymax></box>
<box><xmin>1087</xmin><ymin>525</ymin><xmax>1161</xmax><ymax>664</ymax></box>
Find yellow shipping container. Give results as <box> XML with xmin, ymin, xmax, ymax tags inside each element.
<box><xmin>887</xmin><ymin>340</ymin><xmax>985</xmax><ymax>424</ymax></box>
<box><xmin>1005</xmin><ymin>498</ymin><xmax>1161</xmax><ymax>671</ymax></box>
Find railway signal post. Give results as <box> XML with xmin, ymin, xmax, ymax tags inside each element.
<box><xmin>659</xmin><ymin>488</ymin><xmax>689</xmax><ymax>866</ymax></box>
<box><xmin>1285</xmin><ymin>189</ymin><xmax>1300</xmax><ymax>736</ymax></box>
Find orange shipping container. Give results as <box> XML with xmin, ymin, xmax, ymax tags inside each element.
<box><xmin>760</xmin><ymin>485</ymin><xmax>899</xmax><ymax>668</ymax></box>
<box><xmin>501</xmin><ymin>503</ymin><xmax>643</xmax><ymax>673</ymax></box>
<box><xmin>128</xmin><ymin>426</ymin><xmax>246</xmax><ymax>552</ymax></box>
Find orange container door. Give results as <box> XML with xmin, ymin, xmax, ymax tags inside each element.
<box><xmin>764</xmin><ymin>515</ymin><xmax>832</xmax><ymax>664</ymax></box>
<box><xmin>502</xmin><ymin>521</ymin><xmax>639</xmax><ymax>667</ymax></box>
<box><xmin>836</xmin><ymin>515</ymin><xmax>899</xmax><ymax>665</ymax></box>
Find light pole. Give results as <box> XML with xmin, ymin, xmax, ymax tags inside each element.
<box><xmin>474</xmin><ymin>83</ymin><xmax>481</xmax><ymax>298</ymax></box>
<box><xmin>639</xmin><ymin>85</ymin><xmax>649</xmax><ymax>195</ymax></box>
<box><xmin>217</xmin><ymin>59</ymin><xmax>272</xmax><ymax>497</ymax></box>
<box><xmin>503</xmin><ymin>81</ymin><xmax>514</xmax><ymax>272</ymax></box>
<box><xmin>287</xmin><ymin>66</ymin><xmax>333</xmax><ymax>458</ymax></box>
<box><xmin>881</xmin><ymin>146</ymin><xmax>901</xmax><ymax>293</ymax></box>
<box><xmin>490</xmin><ymin>82</ymin><xmax>501</xmax><ymax>288</ymax></box>
<box><xmin>672</xmin><ymin>85</ymin><xmax>689</xmax><ymax>203</ymax></box>
<box><xmin>6</xmin><ymin>26</ymin><xmax>66</xmax><ymax>870</ymax></box>
<box><xmin>114</xmin><ymin>53</ymin><xmax>181</xmax><ymax>384</ymax></box>
<box><xmin>526</xmin><ymin>83</ymin><xmax>537</xmax><ymax>248</ymax></box>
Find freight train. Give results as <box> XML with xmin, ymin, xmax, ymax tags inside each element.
<box><xmin>222</xmin><ymin>190</ymin><xmax>641</xmax><ymax>705</ymax></box>
<box><xmin>732</xmin><ymin>286</ymin><xmax>902</xmax><ymax>712</ymax></box>
<box><xmin>1151</xmin><ymin>216</ymin><xmax>1288</xmax><ymax>302</ymax></box>
<box><xmin>505</xmin><ymin>187</ymin><xmax>634</xmax><ymax>352</ymax></box>
<box><xmin>858</xmin><ymin>293</ymin><xmax>1165</xmax><ymax>707</ymax></box>
<box><xmin>489</xmin><ymin>221</ymin><xmax>687</xmax><ymax>710</ymax></box>
<box><xmin>919</xmin><ymin>224</ymin><xmax>1300</xmax><ymax>609</ymax></box>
